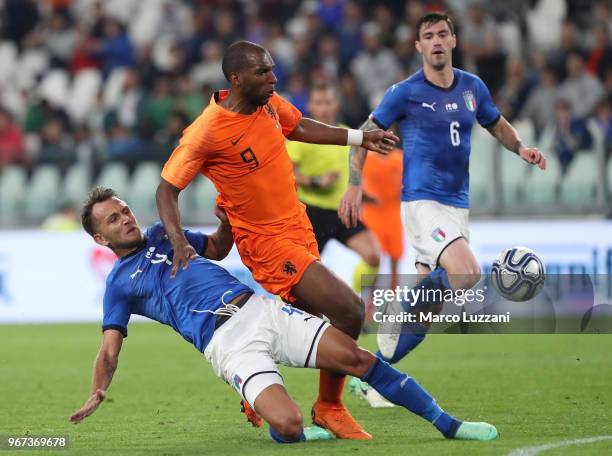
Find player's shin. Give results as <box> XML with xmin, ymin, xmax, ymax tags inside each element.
<box><xmin>361</xmin><ymin>357</ymin><xmax>461</xmax><ymax>437</ymax></box>
<box><xmin>361</xmin><ymin>357</ymin><xmax>498</xmax><ymax>440</ymax></box>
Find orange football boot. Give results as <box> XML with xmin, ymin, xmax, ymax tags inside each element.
<box><xmin>240</xmin><ymin>400</ymin><xmax>263</xmax><ymax>428</ymax></box>
<box><xmin>311</xmin><ymin>402</ymin><xmax>372</xmax><ymax>440</ymax></box>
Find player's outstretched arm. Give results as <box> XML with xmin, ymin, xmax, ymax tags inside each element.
<box><xmin>69</xmin><ymin>329</ymin><xmax>123</xmax><ymax>424</ymax></box>
<box><xmin>487</xmin><ymin>116</ymin><xmax>547</xmax><ymax>170</ymax></box>
<box><xmin>204</xmin><ymin>205</ymin><xmax>234</xmax><ymax>261</ymax></box>
<box><xmin>338</xmin><ymin>117</ymin><xmax>381</xmax><ymax>228</ymax></box>
<box><xmin>156</xmin><ymin>178</ymin><xmax>197</xmax><ymax>278</ymax></box>
<box><xmin>287</xmin><ymin>118</ymin><xmax>398</xmax><ymax>154</ymax></box>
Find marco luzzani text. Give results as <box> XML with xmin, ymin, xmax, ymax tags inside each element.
<box><xmin>371</xmin><ymin>286</ymin><xmax>511</xmax><ymax>324</ymax></box>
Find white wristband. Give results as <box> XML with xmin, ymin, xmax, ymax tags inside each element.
<box><xmin>346</xmin><ymin>129</ymin><xmax>363</xmax><ymax>146</ymax></box>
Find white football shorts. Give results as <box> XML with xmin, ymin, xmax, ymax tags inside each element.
<box><xmin>204</xmin><ymin>295</ymin><xmax>330</xmax><ymax>408</ymax></box>
<box><xmin>402</xmin><ymin>200</ymin><xmax>470</xmax><ymax>270</ymax></box>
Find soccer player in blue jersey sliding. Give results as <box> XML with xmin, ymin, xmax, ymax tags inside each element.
<box><xmin>69</xmin><ymin>187</ymin><xmax>497</xmax><ymax>443</ymax></box>
<box><xmin>339</xmin><ymin>13</ymin><xmax>546</xmax><ymax>377</ymax></box>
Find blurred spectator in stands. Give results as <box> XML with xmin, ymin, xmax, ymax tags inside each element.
<box><xmin>337</xmin><ymin>1</ymin><xmax>363</xmax><ymax>62</ymax></box>
<box><xmin>44</xmin><ymin>11</ymin><xmax>78</xmax><ymax>69</ymax></box>
<box><xmin>174</xmin><ymin>76</ymin><xmax>206</xmax><ymax>122</ymax></box>
<box><xmin>183</xmin><ymin>6</ymin><xmax>215</xmax><ymax>68</ymax></box>
<box><xmin>290</xmin><ymin>36</ymin><xmax>317</xmax><ymax>76</ymax></box>
<box><xmin>550</xmin><ymin>99</ymin><xmax>592</xmax><ymax>173</ymax></box>
<box><xmin>351</xmin><ymin>23</ymin><xmax>400</xmax><ymax>105</ymax></box>
<box><xmin>38</xmin><ymin>118</ymin><xmax>75</xmax><ymax>174</ymax></box>
<box><xmin>460</xmin><ymin>1</ymin><xmax>505</xmax><ymax>94</ymax></box>
<box><xmin>94</xmin><ymin>19</ymin><xmax>135</xmax><ymax>77</ymax></box>
<box><xmin>548</xmin><ymin>20</ymin><xmax>581</xmax><ymax>81</ymax></box>
<box><xmin>520</xmin><ymin>65</ymin><xmax>559</xmax><ymax>139</ymax></box>
<box><xmin>2</xmin><ymin>0</ymin><xmax>40</xmax><ymax>51</ymax></box>
<box><xmin>497</xmin><ymin>57</ymin><xmax>534</xmax><ymax>122</ymax></box>
<box><xmin>593</xmin><ymin>97</ymin><xmax>612</xmax><ymax>158</ymax></box>
<box><xmin>317</xmin><ymin>34</ymin><xmax>342</xmax><ymax>80</ymax></box>
<box><xmin>265</xmin><ymin>23</ymin><xmax>294</xmax><ymax>72</ymax></box>
<box><xmin>587</xmin><ymin>22</ymin><xmax>612</xmax><ymax>81</ymax></box>
<box><xmin>283</xmin><ymin>73</ymin><xmax>309</xmax><ymax>114</ymax></box>
<box><xmin>0</xmin><ymin>109</ymin><xmax>26</xmax><ymax>167</ymax></box>
<box><xmin>372</xmin><ymin>4</ymin><xmax>396</xmax><ymax>49</ymax></box>
<box><xmin>106</xmin><ymin>124</ymin><xmax>145</xmax><ymax>170</ymax></box>
<box><xmin>89</xmin><ymin>1</ymin><xmax>110</xmax><ymax>39</ymax></box>
<box><xmin>23</xmin><ymin>99</ymin><xmax>70</xmax><ymax>134</ymax></box>
<box><xmin>41</xmin><ymin>204</ymin><xmax>79</xmax><ymax>232</ymax></box>
<box><xmin>139</xmin><ymin>76</ymin><xmax>173</xmax><ymax>132</ymax></box>
<box><xmin>154</xmin><ymin>110</ymin><xmax>189</xmax><ymax>163</ymax></box>
<box><xmin>558</xmin><ymin>51</ymin><xmax>606</xmax><ymax>119</ymax></box>
<box><xmin>592</xmin><ymin>0</ymin><xmax>612</xmax><ymax>37</ymax></box>
<box><xmin>338</xmin><ymin>72</ymin><xmax>369</xmax><ymax>128</ymax></box>
<box><xmin>71</xmin><ymin>24</ymin><xmax>102</xmax><ymax>74</ymax></box>
<box><xmin>109</xmin><ymin>68</ymin><xmax>142</xmax><ymax>129</ymax></box>
<box><xmin>317</xmin><ymin>0</ymin><xmax>345</xmax><ymax>32</ymax></box>
<box><xmin>215</xmin><ymin>10</ymin><xmax>240</xmax><ymax>48</ymax></box>
<box><xmin>190</xmin><ymin>40</ymin><xmax>225</xmax><ymax>91</ymax></box>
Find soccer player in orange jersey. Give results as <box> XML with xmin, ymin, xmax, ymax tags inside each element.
<box><xmin>362</xmin><ymin>148</ymin><xmax>404</xmax><ymax>289</ymax></box>
<box><xmin>156</xmin><ymin>41</ymin><xmax>398</xmax><ymax>439</ymax></box>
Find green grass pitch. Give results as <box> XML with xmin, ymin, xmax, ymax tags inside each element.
<box><xmin>1</xmin><ymin>324</ymin><xmax>610</xmax><ymax>455</ymax></box>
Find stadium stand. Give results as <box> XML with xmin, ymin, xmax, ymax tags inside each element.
<box><xmin>0</xmin><ymin>0</ymin><xmax>609</xmax><ymax>226</ymax></box>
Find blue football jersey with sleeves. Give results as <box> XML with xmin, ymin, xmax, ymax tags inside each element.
<box><xmin>101</xmin><ymin>222</ymin><xmax>253</xmax><ymax>352</ymax></box>
<box><xmin>371</xmin><ymin>68</ymin><xmax>500</xmax><ymax>208</ymax></box>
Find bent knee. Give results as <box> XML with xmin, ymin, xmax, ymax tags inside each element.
<box><xmin>362</xmin><ymin>249</ymin><xmax>380</xmax><ymax>268</ymax></box>
<box><xmin>327</xmin><ymin>292</ymin><xmax>365</xmax><ymax>334</ymax></box>
<box><xmin>337</xmin><ymin>343</ymin><xmax>375</xmax><ymax>378</ymax></box>
<box><xmin>270</xmin><ymin>410</ymin><xmax>304</xmax><ymax>439</ymax></box>
<box><xmin>450</xmin><ymin>263</ymin><xmax>481</xmax><ymax>290</ymax></box>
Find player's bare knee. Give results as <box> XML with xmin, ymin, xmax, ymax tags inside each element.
<box><xmin>363</xmin><ymin>249</ymin><xmax>380</xmax><ymax>268</ymax></box>
<box><xmin>270</xmin><ymin>410</ymin><xmax>303</xmax><ymax>439</ymax></box>
<box><xmin>337</xmin><ymin>343</ymin><xmax>374</xmax><ymax>378</ymax></box>
<box><xmin>453</xmin><ymin>263</ymin><xmax>481</xmax><ymax>290</ymax></box>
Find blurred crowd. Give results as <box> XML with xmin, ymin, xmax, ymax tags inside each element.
<box><xmin>0</xmin><ymin>0</ymin><xmax>610</xmax><ymax>179</ymax></box>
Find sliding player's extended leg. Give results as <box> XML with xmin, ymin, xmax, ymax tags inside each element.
<box><xmin>291</xmin><ymin>260</ymin><xmax>371</xmax><ymax>439</ymax></box>
<box><xmin>316</xmin><ymin>324</ymin><xmax>498</xmax><ymax>441</ymax></box>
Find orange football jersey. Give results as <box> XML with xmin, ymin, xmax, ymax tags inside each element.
<box><xmin>161</xmin><ymin>90</ymin><xmax>303</xmax><ymax>234</ymax></box>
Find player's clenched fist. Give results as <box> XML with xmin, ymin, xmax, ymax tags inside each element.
<box><xmin>362</xmin><ymin>130</ymin><xmax>399</xmax><ymax>155</ymax></box>
<box><xmin>339</xmin><ymin>184</ymin><xmax>363</xmax><ymax>228</ymax></box>
<box><xmin>518</xmin><ymin>146</ymin><xmax>546</xmax><ymax>170</ymax></box>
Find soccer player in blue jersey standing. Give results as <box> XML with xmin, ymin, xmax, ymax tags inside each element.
<box><xmin>339</xmin><ymin>13</ymin><xmax>546</xmax><ymax>370</ymax></box>
<box><xmin>69</xmin><ymin>187</ymin><xmax>497</xmax><ymax>443</ymax></box>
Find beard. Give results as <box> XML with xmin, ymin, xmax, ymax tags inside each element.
<box><xmin>244</xmin><ymin>88</ymin><xmax>270</xmax><ymax>107</ymax></box>
<box><xmin>110</xmin><ymin>234</ymin><xmax>144</xmax><ymax>251</ymax></box>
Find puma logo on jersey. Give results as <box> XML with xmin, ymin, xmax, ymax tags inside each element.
<box><xmin>421</xmin><ymin>101</ymin><xmax>436</xmax><ymax>112</ymax></box>
<box><xmin>130</xmin><ymin>269</ymin><xmax>143</xmax><ymax>279</ymax></box>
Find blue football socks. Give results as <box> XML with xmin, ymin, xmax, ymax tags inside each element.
<box><xmin>362</xmin><ymin>357</ymin><xmax>461</xmax><ymax>438</ymax></box>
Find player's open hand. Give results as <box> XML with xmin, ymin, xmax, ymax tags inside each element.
<box><xmin>339</xmin><ymin>184</ymin><xmax>363</xmax><ymax>228</ymax></box>
<box><xmin>519</xmin><ymin>146</ymin><xmax>546</xmax><ymax>170</ymax></box>
<box><xmin>171</xmin><ymin>240</ymin><xmax>198</xmax><ymax>278</ymax></box>
<box><xmin>69</xmin><ymin>389</ymin><xmax>106</xmax><ymax>424</ymax></box>
<box><xmin>362</xmin><ymin>130</ymin><xmax>399</xmax><ymax>155</ymax></box>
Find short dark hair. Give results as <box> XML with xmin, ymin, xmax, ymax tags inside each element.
<box><xmin>221</xmin><ymin>40</ymin><xmax>267</xmax><ymax>81</ymax></box>
<box><xmin>416</xmin><ymin>12</ymin><xmax>455</xmax><ymax>40</ymax></box>
<box><xmin>81</xmin><ymin>187</ymin><xmax>117</xmax><ymax>236</ymax></box>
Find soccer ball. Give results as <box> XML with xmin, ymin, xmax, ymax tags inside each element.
<box><xmin>491</xmin><ymin>247</ymin><xmax>546</xmax><ymax>302</ymax></box>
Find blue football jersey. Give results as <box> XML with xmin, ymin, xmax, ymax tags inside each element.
<box><xmin>102</xmin><ymin>222</ymin><xmax>253</xmax><ymax>352</ymax></box>
<box><xmin>371</xmin><ymin>68</ymin><xmax>500</xmax><ymax>208</ymax></box>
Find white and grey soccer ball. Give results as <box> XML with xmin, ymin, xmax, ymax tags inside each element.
<box><xmin>491</xmin><ymin>247</ymin><xmax>546</xmax><ymax>302</ymax></box>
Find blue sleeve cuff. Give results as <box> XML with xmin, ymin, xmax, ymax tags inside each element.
<box><xmin>102</xmin><ymin>325</ymin><xmax>128</xmax><ymax>338</ymax></box>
